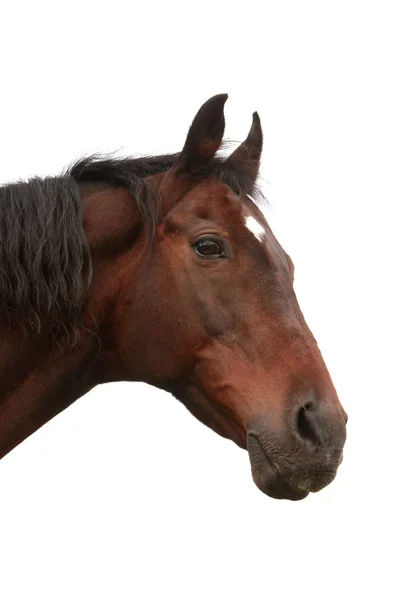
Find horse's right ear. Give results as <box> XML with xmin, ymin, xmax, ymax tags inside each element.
<box><xmin>176</xmin><ymin>94</ymin><xmax>228</xmax><ymax>171</ymax></box>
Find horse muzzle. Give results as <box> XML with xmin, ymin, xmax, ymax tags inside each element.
<box><xmin>247</xmin><ymin>398</ymin><xmax>347</xmax><ymax>500</ymax></box>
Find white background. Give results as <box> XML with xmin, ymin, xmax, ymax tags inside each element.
<box><xmin>1</xmin><ymin>2</ymin><xmax>399</xmax><ymax>599</ymax></box>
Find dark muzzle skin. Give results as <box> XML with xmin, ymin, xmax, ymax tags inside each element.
<box><xmin>247</xmin><ymin>392</ymin><xmax>347</xmax><ymax>500</ymax></box>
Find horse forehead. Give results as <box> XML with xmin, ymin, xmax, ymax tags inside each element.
<box><xmin>168</xmin><ymin>181</ymin><xmax>240</xmax><ymax>221</ymax></box>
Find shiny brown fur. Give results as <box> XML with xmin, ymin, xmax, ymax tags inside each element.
<box><xmin>0</xmin><ymin>95</ymin><xmax>347</xmax><ymax>500</ymax></box>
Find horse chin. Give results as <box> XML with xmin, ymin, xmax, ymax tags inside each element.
<box><xmin>250</xmin><ymin>460</ymin><xmax>310</xmax><ymax>501</ymax></box>
<box><xmin>247</xmin><ymin>434</ymin><xmax>310</xmax><ymax>501</ymax></box>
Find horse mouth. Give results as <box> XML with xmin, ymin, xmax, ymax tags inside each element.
<box><xmin>247</xmin><ymin>434</ymin><xmax>337</xmax><ymax>501</ymax></box>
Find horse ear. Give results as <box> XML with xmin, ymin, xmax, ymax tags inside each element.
<box><xmin>226</xmin><ymin>112</ymin><xmax>263</xmax><ymax>185</ymax></box>
<box><xmin>177</xmin><ymin>94</ymin><xmax>228</xmax><ymax>171</ymax></box>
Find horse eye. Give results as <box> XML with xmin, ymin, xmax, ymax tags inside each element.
<box><xmin>194</xmin><ymin>238</ymin><xmax>225</xmax><ymax>258</ymax></box>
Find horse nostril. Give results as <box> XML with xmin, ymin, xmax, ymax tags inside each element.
<box><xmin>295</xmin><ymin>402</ymin><xmax>321</xmax><ymax>446</ymax></box>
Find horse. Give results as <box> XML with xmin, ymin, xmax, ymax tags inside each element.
<box><xmin>0</xmin><ymin>94</ymin><xmax>347</xmax><ymax>501</ymax></box>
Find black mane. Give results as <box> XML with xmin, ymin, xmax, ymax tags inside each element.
<box><xmin>0</xmin><ymin>151</ymin><xmax>262</xmax><ymax>340</ymax></box>
<box><xmin>0</xmin><ymin>175</ymin><xmax>90</xmax><ymax>340</ymax></box>
<box><xmin>70</xmin><ymin>150</ymin><xmax>263</xmax><ymax>205</ymax></box>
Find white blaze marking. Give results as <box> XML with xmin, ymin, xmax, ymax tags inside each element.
<box><xmin>245</xmin><ymin>215</ymin><xmax>266</xmax><ymax>243</ymax></box>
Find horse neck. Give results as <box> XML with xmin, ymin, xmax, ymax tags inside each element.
<box><xmin>0</xmin><ymin>327</ymin><xmax>102</xmax><ymax>460</ymax></box>
<box><xmin>0</xmin><ymin>184</ymin><xmax>147</xmax><ymax>461</ymax></box>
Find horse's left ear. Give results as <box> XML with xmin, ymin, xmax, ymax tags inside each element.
<box><xmin>177</xmin><ymin>94</ymin><xmax>228</xmax><ymax>171</ymax></box>
<box><xmin>226</xmin><ymin>112</ymin><xmax>263</xmax><ymax>186</ymax></box>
